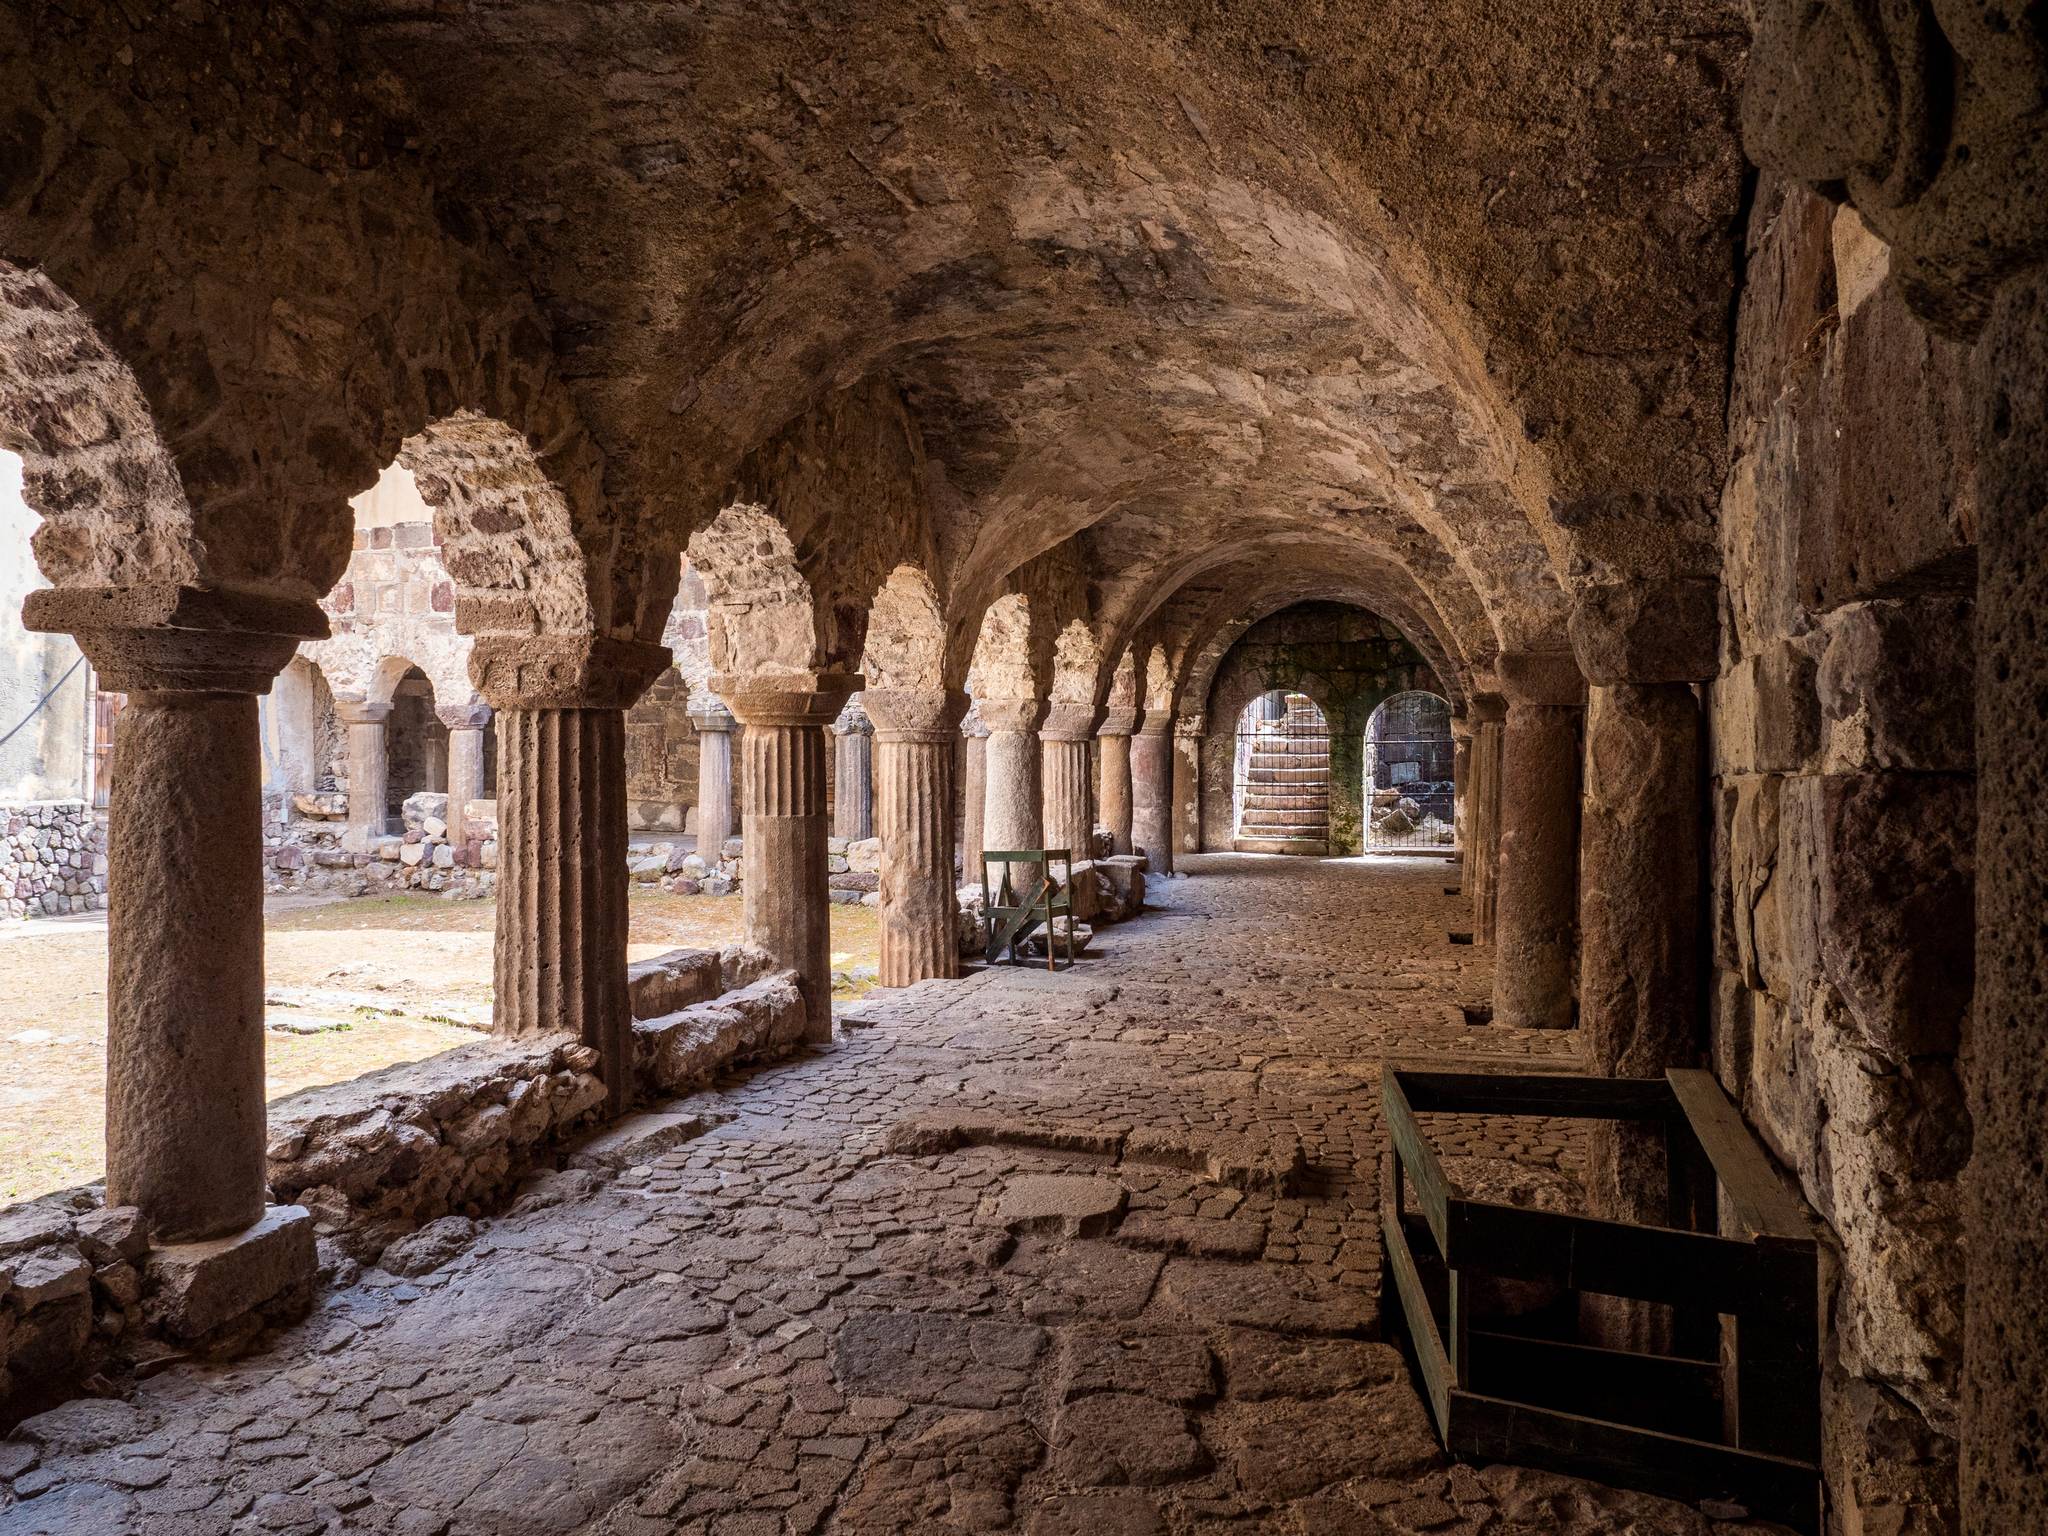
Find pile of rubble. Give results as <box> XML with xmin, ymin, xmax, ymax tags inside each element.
<box><xmin>0</xmin><ymin>800</ymin><xmax>105</xmax><ymax>920</ymax></box>
<box><xmin>1369</xmin><ymin>786</ymin><xmax>1456</xmax><ymax>845</ymax></box>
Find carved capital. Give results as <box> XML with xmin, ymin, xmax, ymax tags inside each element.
<box><xmin>23</xmin><ymin>584</ymin><xmax>324</xmax><ymax>695</ymax></box>
<box><xmin>471</xmin><ymin>635</ymin><xmax>672</xmax><ymax>712</ymax></box>
<box><xmin>1173</xmin><ymin>712</ymin><xmax>1206</xmax><ymax>740</ymax></box>
<box><xmin>1040</xmin><ymin>701</ymin><xmax>1103</xmax><ymax>741</ymax></box>
<box><xmin>863</xmin><ymin>688</ymin><xmax>970</xmax><ymax>743</ymax></box>
<box><xmin>437</xmin><ymin>702</ymin><xmax>494</xmax><ymax>732</ymax></box>
<box><xmin>1744</xmin><ymin>0</ymin><xmax>2048</xmax><ymax>335</ymax></box>
<box><xmin>1468</xmin><ymin>692</ymin><xmax>1508</xmax><ymax>725</ymax></box>
<box><xmin>833</xmin><ymin>695</ymin><xmax>873</xmax><ymax>736</ymax></box>
<box><xmin>1494</xmin><ymin>652</ymin><xmax>1587</xmax><ymax>708</ymax></box>
<box><xmin>689</xmin><ymin>703</ymin><xmax>736</xmax><ymax>735</ymax></box>
<box><xmin>717</xmin><ymin>672</ymin><xmax>860</xmax><ymax>729</ymax></box>
<box><xmin>1097</xmin><ymin>707</ymin><xmax>1141</xmax><ymax>737</ymax></box>
<box><xmin>335</xmin><ymin>699</ymin><xmax>394</xmax><ymax>727</ymax></box>
<box><xmin>977</xmin><ymin>696</ymin><xmax>1047</xmax><ymax>735</ymax></box>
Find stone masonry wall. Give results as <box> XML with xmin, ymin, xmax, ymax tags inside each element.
<box><xmin>0</xmin><ymin>800</ymin><xmax>104</xmax><ymax>919</ymax></box>
<box><xmin>1712</xmin><ymin>181</ymin><xmax>1977</xmax><ymax>1536</ymax></box>
<box><xmin>1197</xmin><ymin>603</ymin><xmax>1439</xmax><ymax>855</ymax></box>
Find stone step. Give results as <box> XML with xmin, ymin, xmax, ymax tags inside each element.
<box><xmin>1243</xmin><ymin>797</ymin><xmax>1329</xmax><ymax>815</ymax></box>
<box><xmin>1233</xmin><ymin>834</ymin><xmax>1330</xmax><ymax>856</ymax></box>
<box><xmin>1241</xmin><ymin>810</ymin><xmax>1331</xmax><ymax>830</ymax></box>
<box><xmin>1245</xmin><ymin>773</ymin><xmax>1328</xmax><ymax>790</ymax></box>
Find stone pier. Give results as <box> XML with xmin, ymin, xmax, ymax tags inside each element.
<box><xmin>1465</xmin><ymin>694</ymin><xmax>1505</xmax><ymax>943</ymax></box>
<box><xmin>723</xmin><ymin>675</ymin><xmax>858</xmax><ymax>1041</ymax></box>
<box><xmin>867</xmin><ymin>689</ymin><xmax>968</xmax><ymax>986</ymax></box>
<box><xmin>979</xmin><ymin>697</ymin><xmax>1046</xmax><ymax>858</ymax></box>
<box><xmin>439</xmin><ymin>702</ymin><xmax>491</xmax><ymax>849</ymax></box>
<box><xmin>1173</xmin><ymin>712</ymin><xmax>1203</xmax><ymax>855</ymax></box>
<box><xmin>960</xmin><ymin>711</ymin><xmax>989</xmax><ymax>886</ymax></box>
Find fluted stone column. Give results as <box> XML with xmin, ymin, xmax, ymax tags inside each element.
<box><xmin>440</xmin><ymin>702</ymin><xmax>491</xmax><ymax>850</ymax></box>
<box><xmin>1097</xmin><ymin>708</ymin><xmax>1137</xmax><ymax>854</ymax></box>
<box><xmin>832</xmin><ymin>696</ymin><xmax>874</xmax><ymax>842</ymax></box>
<box><xmin>1132</xmin><ymin>714</ymin><xmax>1174</xmax><ymax>875</ymax></box>
<box><xmin>723</xmin><ymin>674</ymin><xmax>858</xmax><ymax>1041</ymax></box>
<box><xmin>1491</xmin><ymin>658</ymin><xmax>1585</xmax><ymax>1030</ymax></box>
<box><xmin>338</xmin><ymin>699</ymin><xmax>392</xmax><ymax>852</ymax></box>
<box><xmin>692</xmin><ymin>703</ymin><xmax>735</xmax><ymax>854</ymax></box>
<box><xmin>27</xmin><ymin>591</ymin><xmax>321</xmax><ymax>1241</ymax></box>
<box><xmin>1173</xmin><ymin>713</ymin><xmax>1204</xmax><ymax>856</ymax></box>
<box><xmin>961</xmin><ymin>709</ymin><xmax>989</xmax><ymax>886</ymax></box>
<box><xmin>475</xmin><ymin>636</ymin><xmax>669</xmax><ymax>1112</ymax></box>
<box><xmin>1467</xmin><ymin>695</ymin><xmax>1507</xmax><ymax>942</ymax></box>
<box><xmin>867</xmin><ymin>689</ymin><xmax>968</xmax><ymax>986</ymax></box>
<box><xmin>1040</xmin><ymin>702</ymin><xmax>1098</xmax><ymax>858</ymax></box>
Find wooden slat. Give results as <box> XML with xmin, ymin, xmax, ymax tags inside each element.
<box><xmin>1450</xmin><ymin>1392</ymin><xmax>1820</xmax><ymax>1535</ymax></box>
<box><xmin>1381</xmin><ymin>1208</ymin><xmax>1452</xmax><ymax>1432</ymax></box>
<box><xmin>1391</xmin><ymin>1068</ymin><xmax>1677</xmax><ymax>1121</ymax></box>
<box><xmin>1464</xmin><ymin>1330</ymin><xmax>1724</xmax><ymax>1440</ymax></box>
<box><xmin>1443</xmin><ymin>1198</ymin><xmax>1816</xmax><ymax>1316</ymax></box>
<box><xmin>1666</xmin><ymin>1069</ymin><xmax>1814</xmax><ymax>1246</ymax></box>
<box><xmin>1383</xmin><ymin>1071</ymin><xmax>1455</xmax><ymax>1248</ymax></box>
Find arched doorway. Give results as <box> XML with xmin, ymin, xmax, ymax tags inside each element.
<box><xmin>385</xmin><ymin>666</ymin><xmax>448</xmax><ymax>830</ymax></box>
<box><xmin>1364</xmin><ymin>690</ymin><xmax>1455</xmax><ymax>850</ymax></box>
<box><xmin>1232</xmin><ymin>689</ymin><xmax>1331</xmax><ymax>854</ymax></box>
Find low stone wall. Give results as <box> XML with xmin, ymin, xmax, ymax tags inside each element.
<box><xmin>0</xmin><ymin>800</ymin><xmax>104</xmax><ymax>919</ymax></box>
<box><xmin>263</xmin><ymin>790</ymin><xmax>496</xmax><ymax>899</ymax></box>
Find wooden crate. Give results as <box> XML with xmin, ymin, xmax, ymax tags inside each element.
<box><xmin>1379</xmin><ymin>1065</ymin><xmax>1821</xmax><ymax>1532</ymax></box>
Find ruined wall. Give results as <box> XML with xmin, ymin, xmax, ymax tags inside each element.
<box><xmin>1198</xmin><ymin>603</ymin><xmax>1437</xmax><ymax>854</ymax></box>
<box><xmin>1712</xmin><ymin>182</ymin><xmax>1977</xmax><ymax>1535</ymax></box>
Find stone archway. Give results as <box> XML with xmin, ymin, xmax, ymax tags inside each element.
<box><xmin>1363</xmin><ymin>690</ymin><xmax>1457</xmax><ymax>852</ymax></box>
<box><xmin>1230</xmin><ymin>688</ymin><xmax>1335</xmax><ymax>855</ymax></box>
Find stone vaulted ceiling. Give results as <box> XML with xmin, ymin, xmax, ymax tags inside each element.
<box><xmin>336</xmin><ymin>0</ymin><xmax>1747</xmax><ymax>675</ymax></box>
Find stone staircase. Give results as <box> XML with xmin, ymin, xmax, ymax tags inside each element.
<box><xmin>1234</xmin><ymin>692</ymin><xmax>1331</xmax><ymax>855</ymax></box>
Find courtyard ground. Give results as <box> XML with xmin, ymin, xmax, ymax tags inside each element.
<box><xmin>2</xmin><ymin>855</ymin><xmax>1790</xmax><ymax>1534</ymax></box>
<box><xmin>0</xmin><ymin>890</ymin><xmax>880</xmax><ymax>1206</ymax></box>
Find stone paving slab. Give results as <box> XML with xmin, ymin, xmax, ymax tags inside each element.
<box><xmin>0</xmin><ymin>855</ymin><xmax>1793</xmax><ymax>1535</ymax></box>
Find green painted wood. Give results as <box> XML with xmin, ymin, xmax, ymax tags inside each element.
<box><xmin>1666</xmin><ymin>1068</ymin><xmax>1814</xmax><ymax>1247</ymax></box>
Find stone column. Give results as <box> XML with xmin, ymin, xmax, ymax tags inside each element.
<box><xmin>1040</xmin><ymin>702</ymin><xmax>1098</xmax><ymax>858</ymax></box>
<box><xmin>1097</xmin><ymin>708</ymin><xmax>1137</xmax><ymax>854</ymax></box>
<box><xmin>1467</xmin><ymin>694</ymin><xmax>1507</xmax><ymax>942</ymax></box>
<box><xmin>1450</xmin><ymin>713</ymin><xmax>1472</xmax><ymax>852</ymax></box>
<box><xmin>1173</xmin><ymin>713</ymin><xmax>1204</xmax><ymax>856</ymax></box>
<box><xmin>1132</xmin><ymin>714</ymin><xmax>1174</xmax><ymax>875</ymax></box>
<box><xmin>980</xmin><ymin>697</ymin><xmax>1046</xmax><ymax>855</ymax></box>
<box><xmin>475</xmin><ymin>636</ymin><xmax>670</xmax><ymax>1113</ymax></box>
<box><xmin>832</xmin><ymin>696</ymin><xmax>874</xmax><ymax>842</ymax></box>
<box><xmin>1577</xmin><ymin>681</ymin><xmax>1704</xmax><ymax>1219</ymax></box>
<box><xmin>337</xmin><ymin>699</ymin><xmax>391</xmax><ymax>852</ymax></box>
<box><xmin>867</xmin><ymin>689</ymin><xmax>968</xmax><ymax>986</ymax></box>
<box><xmin>722</xmin><ymin>674</ymin><xmax>859</xmax><ymax>1041</ymax></box>
<box><xmin>26</xmin><ymin>591</ymin><xmax>320</xmax><ymax>1242</ymax></box>
<box><xmin>1491</xmin><ymin>658</ymin><xmax>1584</xmax><ymax>1030</ymax></box>
<box><xmin>960</xmin><ymin>711</ymin><xmax>989</xmax><ymax>886</ymax></box>
<box><xmin>439</xmin><ymin>701</ymin><xmax>492</xmax><ymax>850</ymax></box>
<box><xmin>691</xmin><ymin>703</ymin><xmax>735</xmax><ymax>856</ymax></box>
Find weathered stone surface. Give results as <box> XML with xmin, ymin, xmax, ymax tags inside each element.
<box><xmin>624</xmin><ymin>947</ymin><xmax>723</xmax><ymax>1021</ymax></box>
<box><xmin>631</xmin><ymin>971</ymin><xmax>808</xmax><ymax>1094</ymax></box>
<box><xmin>1057</xmin><ymin>1330</ymin><xmax>1217</xmax><ymax>1406</ymax></box>
<box><xmin>1213</xmin><ymin>1388</ymin><xmax>1442</xmax><ymax>1498</ymax></box>
<box><xmin>991</xmin><ymin>1175</ymin><xmax>1127</xmax><ymax>1238</ymax></box>
<box><xmin>1050</xmin><ymin>1393</ymin><xmax>1208</xmax><ymax>1487</ymax></box>
<box><xmin>143</xmin><ymin>1205</ymin><xmax>315</xmax><ymax>1342</ymax></box>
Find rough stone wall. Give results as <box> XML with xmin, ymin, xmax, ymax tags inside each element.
<box><xmin>0</xmin><ymin>800</ymin><xmax>104</xmax><ymax>919</ymax></box>
<box><xmin>1712</xmin><ymin>182</ymin><xmax>1978</xmax><ymax>1535</ymax></box>
<box><xmin>264</xmin><ymin>791</ymin><xmax>496</xmax><ymax>900</ymax></box>
<box><xmin>626</xmin><ymin>669</ymin><xmax>701</xmax><ymax>834</ymax></box>
<box><xmin>1197</xmin><ymin>603</ymin><xmax>1438</xmax><ymax>854</ymax></box>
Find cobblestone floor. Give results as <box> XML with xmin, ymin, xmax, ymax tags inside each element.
<box><xmin>1</xmin><ymin>854</ymin><xmax>1789</xmax><ymax>1535</ymax></box>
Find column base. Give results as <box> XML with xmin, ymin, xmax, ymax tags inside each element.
<box><xmin>143</xmin><ymin>1204</ymin><xmax>317</xmax><ymax>1343</ymax></box>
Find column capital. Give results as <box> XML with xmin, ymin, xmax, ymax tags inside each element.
<box><xmin>1494</xmin><ymin>652</ymin><xmax>1587</xmax><ymax>708</ymax></box>
<box><xmin>1450</xmin><ymin>714</ymin><xmax>1475</xmax><ymax>743</ymax></box>
<box><xmin>25</xmin><ymin>584</ymin><xmax>324</xmax><ymax>694</ymax></box>
<box><xmin>1135</xmin><ymin>708</ymin><xmax>1175</xmax><ymax>738</ymax></box>
<box><xmin>1174</xmin><ymin>712</ymin><xmax>1206</xmax><ymax>739</ymax></box>
<box><xmin>471</xmin><ymin>634</ymin><xmax>672</xmax><ymax>712</ymax></box>
<box><xmin>437</xmin><ymin>700</ymin><xmax>493</xmax><ymax>731</ymax></box>
<box><xmin>1040</xmin><ymin>701</ymin><xmax>1103</xmax><ymax>741</ymax></box>
<box><xmin>690</xmin><ymin>702</ymin><xmax>736</xmax><ymax>734</ymax></box>
<box><xmin>833</xmin><ymin>694</ymin><xmax>874</xmax><ymax>736</ymax></box>
<box><xmin>1469</xmin><ymin>691</ymin><xmax>1508</xmax><ymax>724</ymax></box>
<box><xmin>1097</xmin><ymin>707</ymin><xmax>1140</xmax><ymax>737</ymax></box>
<box><xmin>335</xmin><ymin>699</ymin><xmax>394</xmax><ymax>726</ymax></box>
<box><xmin>717</xmin><ymin>672</ymin><xmax>860</xmax><ymax>728</ymax></box>
<box><xmin>864</xmin><ymin>688</ymin><xmax>970</xmax><ymax>743</ymax></box>
<box><xmin>978</xmin><ymin>696</ymin><xmax>1047</xmax><ymax>734</ymax></box>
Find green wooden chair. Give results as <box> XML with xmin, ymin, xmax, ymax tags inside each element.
<box><xmin>981</xmin><ymin>848</ymin><xmax>1075</xmax><ymax>970</ymax></box>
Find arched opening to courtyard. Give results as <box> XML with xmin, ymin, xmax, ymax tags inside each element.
<box><xmin>1231</xmin><ymin>688</ymin><xmax>1332</xmax><ymax>855</ymax></box>
<box><xmin>1363</xmin><ymin>689</ymin><xmax>1457</xmax><ymax>852</ymax></box>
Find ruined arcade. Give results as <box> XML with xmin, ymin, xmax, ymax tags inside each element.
<box><xmin>0</xmin><ymin>3</ymin><xmax>2043</xmax><ymax>1534</ymax></box>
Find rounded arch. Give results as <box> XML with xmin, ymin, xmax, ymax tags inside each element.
<box><xmin>1363</xmin><ymin>689</ymin><xmax>1458</xmax><ymax>851</ymax></box>
<box><xmin>0</xmin><ymin>261</ymin><xmax>200</xmax><ymax>593</ymax></box>
<box><xmin>685</xmin><ymin>502</ymin><xmax>824</xmax><ymax>681</ymax></box>
<box><xmin>1049</xmin><ymin>619</ymin><xmax>1102</xmax><ymax>707</ymax></box>
<box><xmin>966</xmin><ymin>592</ymin><xmax>1038</xmax><ymax>703</ymax></box>
<box><xmin>863</xmin><ymin>565</ymin><xmax>948</xmax><ymax>693</ymax></box>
